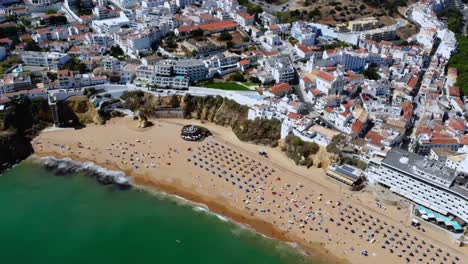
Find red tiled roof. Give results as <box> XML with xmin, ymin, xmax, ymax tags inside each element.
<box><xmin>0</xmin><ymin>23</ymin><xmax>16</xmax><ymax>28</ymax></box>
<box><xmin>80</xmin><ymin>15</ymin><xmax>92</xmax><ymax>20</ymax></box>
<box><xmin>365</xmin><ymin>131</ymin><xmax>384</xmax><ymax>146</ymax></box>
<box><xmin>239</xmin><ymin>59</ymin><xmax>249</xmax><ymax>66</ymax></box>
<box><xmin>0</xmin><ymin>96</ymin><xmax>11</xmax><ymax>104</ymax></box>
<box><xmin>342</xmin><ymin>101</ymin><xmax>354</xmax><ymax>109</ymax></box>
<box><xmin>268</xmin><ymin>24</ymin><xmax>280</xmax><ymax>30</ymax></box>
<box><xmin>238</xmin><ymin>12</ymin><xmax>254</xmax><ymax>20</ymax></box>
<box><xmin>0</xmin><ymin>37</ymin><xmax>12</xmax><ymax>43</ymax></box>
<box><xmin>407</xmin><ymin>75</ymin><xmax>418</xmax><ymax>89</ymax></box>
<box><xmin>19</xmin><ymin>34</ymin><xmax>32</xmax><ymax>41</ymax></box>
<box><xmin>295</xmin><ymin>43</ymin><xmax>311</xmax><ymax>53</ymax></box>
<box><xmin>310</xmin><ymin>88</ymin><xmax>322</xmax><ymax>96</ymax></box>
<box><xmin>325</xmin><ymin>49</ymin><xmax>335</xmax><ymax>55</ymax></box>
<box><xmin>448</xmin><ymin>118</ymin><xmax>466</xmax><ymax>132</ymax></box>
<box><xmin>426</xmin><ymin>138</ymin><xmax>459</xmax><ymax>145</ymax></box>
<box><xmin>36</xmin><ymin>28</ymin><xmax>52</xmax><ymax>34</ymax></box>
<box><xmin>401</xmin><ymin>100</ymin><xmax>413</xmax><ymax>120</ymax></box>
<box><xmin>340</xmin><ymin>111</ymin><xmax>351</xmax><ymax>117</ymax></box>
<box><xmin>352</xmin><ymin>120</ymin><xmax>364</xmax><ymax>133</ymax></box>
<box><xmin>447</xmin><ymin>67</ymin><xmax>457</xmax><ymax>76</ymax></box>
<box><xmin>302</xmin><ymin>76</ymin><xmax>312</xmax><ymax>83</ymax></box>
<box><xmin>449</xmin><ymin>85</ymin><xmax>460</xmax><ymax>97</ymax></box>
<box><xmin>287</xmin><ymin>112</ymin><xmax>300</xmax><ymax>120</ymax></box>
<box><xmin>177</xmin><ymin>20</ymin><xmax>237</xmax><ymax>33</ymax></box>
<box><xmin>459</xmin><ymin>135</ymin><xmax>468</xmax><ymax>145</ymax></box>
<box><xmin>270</xmin><ymin>83</ymin><xmax>291</xmax><ymax>94</ymax></box>
<box><xmin>316</xmin><ymin>70</ymin><xmax>335</xmax><ymax>83</ymax></box>
<box><xmin>68</xmin><ymin>33</ymin><xmax>89</xmax><ymax>40</ymax></box>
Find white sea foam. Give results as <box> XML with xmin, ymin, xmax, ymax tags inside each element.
<box><xmin>30</xmin><ymin>155</ymin><xmax>309</xmax><ymax>259</ymax></box>
<box><xmin>30</xmin><ymin>155</ymin><xmax>130</xmax><ymax>185</ymax></box>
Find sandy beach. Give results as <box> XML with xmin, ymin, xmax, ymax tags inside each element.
<box><xmin>32</xmin><ymin>117</ymin><xmax>468</xmax><ymax>264</ymax></box>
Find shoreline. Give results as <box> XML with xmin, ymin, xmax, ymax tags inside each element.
<box><xmin>31</xmin><ymin>153</ymin><xmax>347</xmax><ymax>264</ymax></box>
<box><xmin>31</xmin><ymin>117</ymin><xmax>467</xmax><ymax>264</ymax></box>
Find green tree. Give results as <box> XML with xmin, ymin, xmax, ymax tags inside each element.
<box><xmin>363</xmin><ymin>65</ymin><xmax>380</xmax><ymax>80</ymax></box>
<box><xmin>229</xmin><ymin>72</ymin><xmax>246</xmax><ymax>82</ymax></box>
<box><xmin>63</xmin><ymin>58</ymin><xmax>87</xmax><ymax>73</ymax></box>
<box><xmin>24</xmin><ymin>40</ymin><xmax>41</xmax><ymax>51</ymax></box>
<box><xmin>109</xmin><ymin>45</ymin><xmax>124</xmax><ymax>58</ymax></box>
<box><xmin>218</xmin><ymin>31</ymin><xmax>233</xmax><ymax>41</ymax></box>
<box><xmin>190</xmin><ymin>28</ymin><xmax>205</xmax><ymax>39</ymax></box>
<box><xmin>48</xmin><ymin>15</ymin><xmax>68</xmax><ymax>25</ymax></box>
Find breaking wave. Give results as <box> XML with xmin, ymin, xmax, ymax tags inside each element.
<box><xmin>30</xmin><ymin>155</ymin><xmax>131</xmax><ymax>188</ymax></box>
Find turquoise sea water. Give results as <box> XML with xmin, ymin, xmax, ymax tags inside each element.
<box><xmin>0</xmin><ymin>161</ymin><xmax>317</xmax><ymax>264</ymax></box>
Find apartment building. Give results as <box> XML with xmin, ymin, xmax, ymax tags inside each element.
<box><xmin>263</xmin><ymin>56</ymin><xmax>295</xmax><ymax>84</ymax></box>
<box><xmin>102</xmin><ymin>56</ymin><xmax>122</xmax><ymax>72</ymax></box>
<box><xmin>348</xmin><ymin>17</ymin><xmax>380</xmax><ymax>32</ymax></box>
<box><xmin>0</xmin><ymin>73</ymin><xmax>32</xmax><ymax>93</ymax></box>
<box><xmin>56</xmin><ymin>70</ymin><xmax>107</xmax><ymax>89</ymax></box>
<box><xmin>361</xmin><ymin>28</ymin><xmax>396</xmax><ymax>41</ymax></box>
<box><xmin>136</xmin><ymin>65</ymin><xmax>155</xmax><ymax>83</ymax></box>
<box><xmin>291</xmin><ymin>21</ymin><xmax>318</xmax><ymax>46</ymax></box>
<box><xmin>259</xmin><ymin>11</ymin><xmax>279</xmax><ymax>26</ymax></box>
<box><xmin>173</xmin><ymin>59</ymin><xmax>207</xmax><ymax>82</ymax></box>
<box><xmin>366</xmin><ymin>148</ymin><xmax>468</xmax><ymax>224</ymax></box>
<box><xmin>92</xmin><ymin>14</ymin><xmax>130</xmax><ymax>35</ymax></box>
<box><xmin>151</xmin><ymin>75</ymin><xmax>189</xmax><ymax>89</ymax></box>
<box><xmin>21</xmin><ymin>51</ymin><xmax>70</xmax><ymax>70</ymax></box>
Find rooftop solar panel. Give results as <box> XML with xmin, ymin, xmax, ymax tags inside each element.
<box><xmin>336</xmin><ymin>167</ymin><xmax>358</xmax><ymax>179</ymax></box>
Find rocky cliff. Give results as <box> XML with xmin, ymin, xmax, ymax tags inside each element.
<box><xmin>182</xmin><ymin>95</ymin><xmax>248</xmax><ymax>127</ymax></box>
<box><xmin>0</xmin><ymin>95</ymin><xmax>107</xmax><ymax>174</ymax></box>
<box><xmin>0</xmin><ymin>134</ymin><xmax>33</xmax><ymax>172</ymax></box>
<box><xmin>61</xmin><ymin>95</ymin><xmax>106</xmax><ymax>125</ymax></box>
<box><xmin>120</xmin><ymin>91</ymin><xmax>281</xmax><ymax>146</ymax></box>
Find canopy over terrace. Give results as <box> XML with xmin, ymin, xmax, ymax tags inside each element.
<box><xmin>415</xmin><ymin>205</ymin><xmax>463</xmax><ymax>231</ymax></box>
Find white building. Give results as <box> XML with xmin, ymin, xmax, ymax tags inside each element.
<box><xmin>21</xmin><ymin>51</ymin><xmax>70</xmax><ymax>70</ymax></box>
<box><xmin>291</xmin><ymin>21</ymin><xmax>317</xmax><ymax>46</ymax></box>
<box><xmin>366</xmin><ymin>148</ymin><xmax>468</xmax><ymax>224</ymax></box>
<box><xmin>91</xmin><ymin>13</ymin><xmax>130</xmax><ymax>34</ymax></box>
<box><xmin>151</xmin><ymin>75</ymin><xmax>189</xmax><ymax>89</ymax></box>
<box><xmin>173</xmin><ymin>59</ymin><xmax>207</xmax><ymax>82</ymax></box>
<box><xmin>263</xmin><ymin>56</ymin><xmax>295</xmax><ymax>84</ymax></box>
<box><xmin>259</xmin><ymin>11</ymin><xmax>279</xmax><ymax>26</ymax></box>
<box><xmin>315</xmin><ymin>70</ymin><xmax>345</xmax><ymax>95</ymax></box>
<box><xmin>102</xmin><ymin>56</ymin><xmax>122</xmax><ymax>72</ymax></box>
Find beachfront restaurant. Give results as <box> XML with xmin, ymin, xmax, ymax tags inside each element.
<box><xmin>180</xmin><ymin>125</ymin><xmax>210</xmax><ymax>141</ymax></box>
<box><xmin>415</xmin><ymin>205</ymin><xmax>465</xmax><ymax>233</ymax></box>
<box><xmin>326</xmin><ymin>164</ymin><xmax>365</xmax><ymax>190</ymax></box>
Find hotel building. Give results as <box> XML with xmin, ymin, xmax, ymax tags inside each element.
<box><xmin>366</xmin><ymin>148</ymin><xmax>468</xmax><ymax>224</ymax></box>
